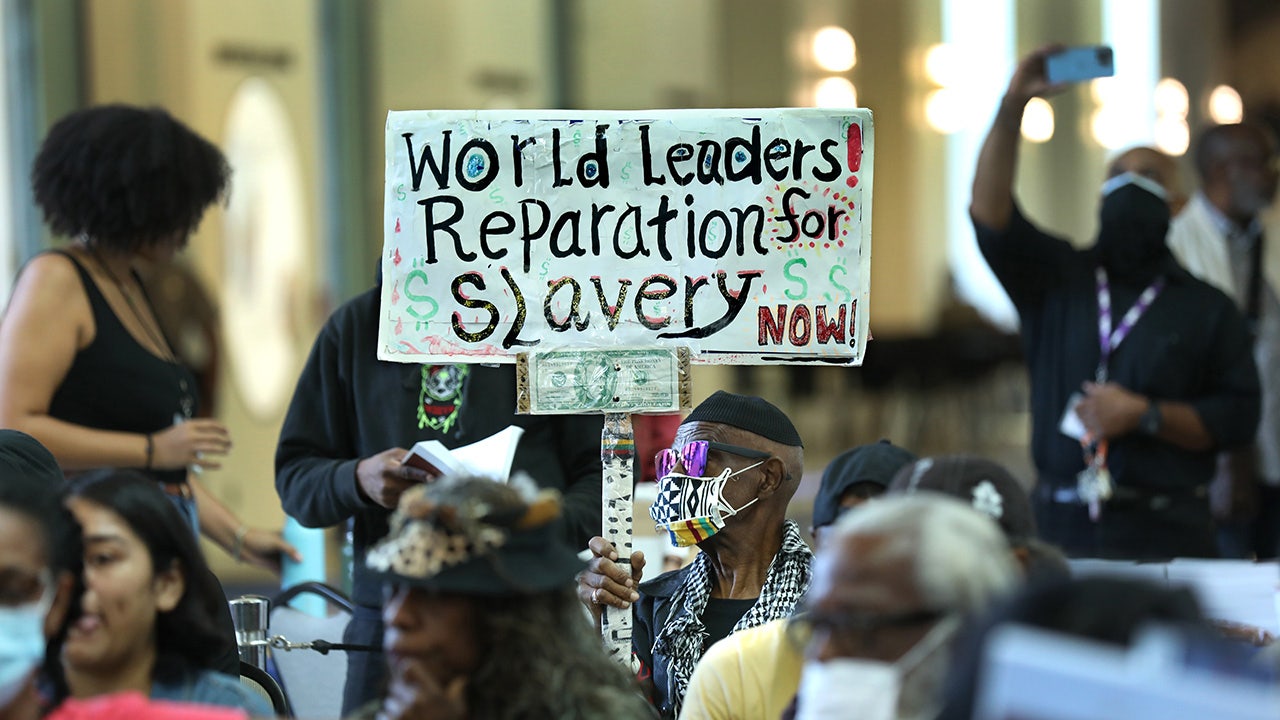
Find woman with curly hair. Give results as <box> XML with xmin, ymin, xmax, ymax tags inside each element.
<box><xmin>361</xmin><ymin>475</ymin><xmax>655</xmax><ymax>720</ymax></box>
<box><xmin>0</xmin><ymin>104</ymin><xmax>295</xmax><ymax>570</ymax></box>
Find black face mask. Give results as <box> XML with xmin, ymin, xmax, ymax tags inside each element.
<box><xmin>1092</xmin><ymin>182</ymin><xmax>1171</xmax><ymax>284</ymax></box>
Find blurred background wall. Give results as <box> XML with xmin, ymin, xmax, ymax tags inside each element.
<box><xmin>1</xmin><ymin>0</ymin><xmax>1276</xmax><ymax>585</ymax></box>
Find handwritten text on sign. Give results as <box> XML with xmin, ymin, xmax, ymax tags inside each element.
<box><xmin>378</xmin><ymin>109</ymin><xmax>874</xmax><ymax>365</ymax></box>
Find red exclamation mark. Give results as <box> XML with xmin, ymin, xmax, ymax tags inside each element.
<box><xmin>392</xmin><ymin>248</ymin><xmax>402</xmax><ymax>266</ymax></box>
<box><xmin>394</xmin><ymin>218</ymin><xmax>402</xmax><ymax>233</ymax></box>
<box><xmin>846</xmin><ymin>124</ymin><xmax>862</xmax><ymax>188</ymax></box>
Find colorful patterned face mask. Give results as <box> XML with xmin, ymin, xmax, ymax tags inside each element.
<box><xmin>649</xmin><ymin>459</ymin><xmax>767</xmax><ymax>547</ymax></box>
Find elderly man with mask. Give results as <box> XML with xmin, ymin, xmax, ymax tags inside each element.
<box><xmin>791</xmin><ymin>494</ymin><xmax>1019</xmax><ymax>720</ymax></box>
<box><xmin>971</xmin><ymin>46</ymin><xmax>1260</xmax><ymax>559</ymax></box>
<box><xmin>579</xmin><ymin>391</ymin><xmax>811</xmax><ymax>719</ymax></box>
<box><xmin>680</xmin><ymin>451</ymin><xmax>1059</xmax><ymax>720</ymax></box>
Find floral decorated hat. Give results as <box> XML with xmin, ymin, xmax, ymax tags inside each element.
<box><xmin>366</xmin><ymin>475</ymin><xmax>585</xmax><ymax>595</ymax></box>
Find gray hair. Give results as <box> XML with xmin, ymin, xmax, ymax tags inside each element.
<box><xmin>830</xmin><ymin>494</ymin><xmax>1019</xmax><ymax>614</ymax></box>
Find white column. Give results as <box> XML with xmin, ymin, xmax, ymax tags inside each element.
<box><xmin>1099</xmin><ymin>0</ymin><xmax>1160</xmax><ymax>149</ymax></box>
<box><xmin>942</xmin><ymin>0</ymin><xmax>1016</xmax><ymax>330</ymax></box>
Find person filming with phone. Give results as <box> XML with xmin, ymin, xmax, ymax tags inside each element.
<box><xmin>970</xmin><ymin>45</ymin><xmax>1261</xmax><ymax>560</ymax></box>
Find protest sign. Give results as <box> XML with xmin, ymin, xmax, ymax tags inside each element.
<box><xmin>378</xmin><ymin>108</ymin><xmax>873</xmax><ymax>365</ymax></box>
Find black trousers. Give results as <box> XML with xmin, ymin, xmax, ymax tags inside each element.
<box><xmin>1033</xmin><ymin>485</ymin><xmax>1217</xmax><ymax>559</ymax></box>
<box><xmin>341</xmin><ymin>605</ymin><xmax>387</xmax><ymax>716</ymax></box>
<box><xmin>1212</xmin><ymin>482</ymin><xmax>1280</xmax><ymax>559</ymax></box>
<box><xmin>1252</xmin><ymin>483</ymin><xmax>1280</xmax><ymax>559</ymax></box>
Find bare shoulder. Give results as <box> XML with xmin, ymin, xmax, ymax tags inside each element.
<box><xmin>3</xmin><ymin>252</ymin><xmax>92</xmax><ymax>341</ymax></box>
<box><xmin>12</xmin><ymin>251</ymin><xmax>86</xmax><ymax>298</ymax></box>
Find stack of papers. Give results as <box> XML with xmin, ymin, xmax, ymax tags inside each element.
<box><xmin>1068</xmin><ymin>558</ymin><xmax>1280</xmax><ymax>634</ymax></box>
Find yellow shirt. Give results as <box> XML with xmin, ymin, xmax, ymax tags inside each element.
<box><xmin>679</xmin><ymin>618</ymin><xmax>803</xmax><ymax>720</ymax></box>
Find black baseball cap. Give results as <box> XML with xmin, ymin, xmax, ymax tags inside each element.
<box><xmin>888</xmin><ymin>455</ymin><xmax>1037</xmax><ymax>543</ymax></box>
<box><xmin>812</xmin><ymin>440</ymin><xmax>917</xmax><ymax>529</ymax></box>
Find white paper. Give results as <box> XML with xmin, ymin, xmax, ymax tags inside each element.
<box><xmin>403</xmin><ymin>425</ymin><xmax>525</xmax><ymax>481</ymax></box>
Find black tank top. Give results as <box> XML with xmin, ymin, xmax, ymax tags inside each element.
<box><xmin>47</xmin><ymin>251</ymin><xmax>197</xmax><ymax>485</ymax></box>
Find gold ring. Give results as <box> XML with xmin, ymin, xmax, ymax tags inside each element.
<box><xmin>592</xmin><ymin>589</ymin><xmax>600</xmax><ymax>605</ymax></box>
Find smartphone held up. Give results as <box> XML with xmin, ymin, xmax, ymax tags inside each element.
<box><xmin>1045</xmin><ymin>45</ymin><xmax>1115</xmax><ymax>85</ymax></box>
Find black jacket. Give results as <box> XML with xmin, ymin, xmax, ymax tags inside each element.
<box><xmin>275</xmin><ymin>287</ymin><xmax>603</xmax><ymax>607</ymax></box>
<box><xmin>976</xmin><ymin>206</ymin><xmax>1260</xmax><ymax>490</ymax></box>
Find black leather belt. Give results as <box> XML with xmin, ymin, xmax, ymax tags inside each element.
<box><xmin>1038</xmin><ymin>482</ymin><xmax>1207</xmax><ymax>511</ymax></box>
<box><xmin>158</xmin><ymin>481</ymin><xmax>194</xmax><ymax>499</ymax></box>
<box><xmin>1109</xmin><ymin>484</ymin><xmax>1208</xmax><ymax>511</ymax></box>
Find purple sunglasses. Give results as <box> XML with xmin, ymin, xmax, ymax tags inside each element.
<box><xmin>655</xmin><ymin>440</ymin><xmax>772</xmax><ymax>479</ymax></box>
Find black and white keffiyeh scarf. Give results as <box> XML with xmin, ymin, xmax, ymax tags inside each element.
<box><xmin>652</xmin><ymin>519</ymin><xmax>812</xmax><ymax>715</ymax></box>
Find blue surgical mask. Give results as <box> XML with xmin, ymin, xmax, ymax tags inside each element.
<box><xmin>0</xmin><ymin>580</ymin><xmax>53</xmax><ymax>708</ymax></box>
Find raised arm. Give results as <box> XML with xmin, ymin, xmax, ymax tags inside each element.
<box><xmin>971</xmin><ymin>45</ymin><xmax>1065</xmax><ymax>231</ymax></box>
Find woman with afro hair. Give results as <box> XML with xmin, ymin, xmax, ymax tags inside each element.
<box><xmin>0</xmin><ymin>104</ymin><xmax>296</xmax><ymax>571</ymax></box>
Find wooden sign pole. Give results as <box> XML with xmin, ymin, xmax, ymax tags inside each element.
<box><xmin>600</xmin><ymin>412</ymin><xmax>637</xmax><ymax>667</ymax></box>
<box><xmin>516</xmin><ymin>347</ymin><xmax>691</xmax><ymax>670</ymax></box>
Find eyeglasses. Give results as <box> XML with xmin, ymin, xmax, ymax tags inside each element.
<box><xmin>786</xmin><ymin>607</ymin><xmax>945</xmax><ymax>655</ymax></box>
<box><xmin>0</xmin><ymin>567</ymin><xmax>51</xmax><ymax>608</ymax></box>
<box><xmin>655</xmin><ymin>440</ymin><xmax>772</xmax><ymax>479</ymax></box>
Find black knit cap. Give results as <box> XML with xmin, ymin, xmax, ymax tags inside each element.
<box><xmin>812</xmin><ymin>440</ymin><xmax>917</xmax><ymax>529</ymax></box>
<box><xmin>682</xmin><ymin>390</ymin><xmax>803</xmax><ymax>448</ymax></box>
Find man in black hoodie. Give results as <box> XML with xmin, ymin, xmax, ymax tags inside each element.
<box><xmin>970</xmin><ymin>46</ymin><xmax>1260</xmax><ymax>560</ymax></box>
<box><xmin>274</xmin><ymin>283</ymin><xmax>604</xmax><ymax>715</ymax></box>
